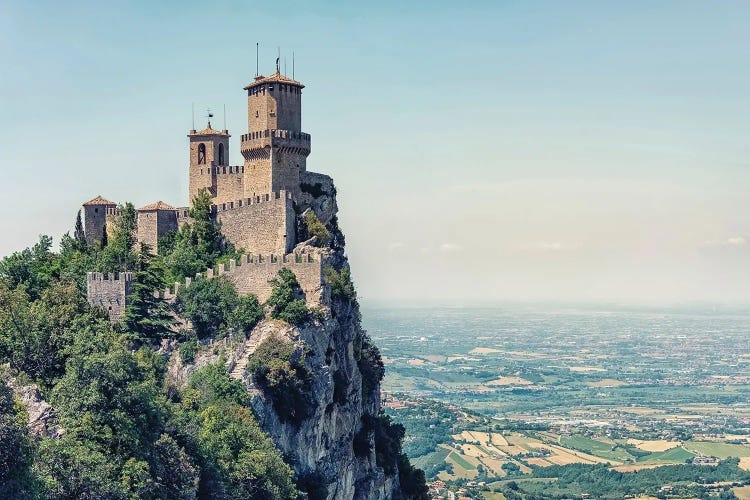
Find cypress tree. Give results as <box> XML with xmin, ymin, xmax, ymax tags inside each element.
<box><xmin>74</xmin><ymin>210</ymin><xmax>86</xmax><ymax>247</ymax></box>
<box><xmin>122</xmin><ymin>244</ymin><xmax>174</xmax><ymax>344</ymax></box>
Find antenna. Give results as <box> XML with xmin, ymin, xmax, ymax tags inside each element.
<box><xmin>256</xmin><ymin>42</ymin><xmax>259</xmax><ymax>76</ymax></box>
<box><xmin>191</xmin><ymin>102</ymin><xmax>195</xmax><ymax>130</ymax></box>
<box><xmin>292</xmin><ymin>51</ymin><xmax>295</xmax><ymax>80</ymax></box>
<box><xmin>277</xmin><ymin>46</ymin><xmax>280</xmax><ymax>73</ymax></box>
<box><xmin>223</xmin><ymin>104</ymin><xmax>226</xmax><ymax>130</ymax></box>
<box><xmin>284</xmin><ymin>57</ymin><xmax>287</xmax><ymax>76</ymax></box>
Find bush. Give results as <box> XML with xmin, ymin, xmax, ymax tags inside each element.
<box><xmin>357</xmin><ymin>335</ymin><xmax>385</xmax><ymax>398</ymax></box>
<box><xmin>246</xmin><ymin>337</ymin><xmax>314</xmax><ymax>425</ymax></box>
<box><xmin>304</xmin><ymin>210</ymin><xmax>329</xmax><ymax>240</ymax></box>
<box><xmin>175</xmin><ymin>277</ymin><xmax>261</xmax><ymax>339</ymax></box>
<box><xmin>324</xmin><ymin>265</ymin><xmax>356</xmax><ymax>300</ymax></box>
<box><xmin>179</xmin><ymin>339</ymin><xmax>198</xmax><ymax>364</ymax></box>
<box><xmin>266</xmin><ymin>269</ymin><xmax>309</xmax><ymax>326</ymax></box>
<box><xmin>228</xmin><ymin>294</ymin><xmax>264</xmax><ymax>335</ymax></box>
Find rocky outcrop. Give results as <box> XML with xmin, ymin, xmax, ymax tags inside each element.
<box><xmin>7</xmin><ymin>379</ymin><xmax>63</xmax><ymax>439</ymax></box>
<box><xmin>241</xmin><ymin>176</ymin><xmax>404</xmax><ymax>500</ymax></box>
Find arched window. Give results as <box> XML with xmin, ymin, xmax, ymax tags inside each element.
<box><xmin>198</xmin><ymin>143</ymin><xmax>206</xmax><ymax>164</ymax></box>
<box><xmin>218</xmin><ymin>143</ymin><xmax>225</xmax><ymax>165</ymax></box>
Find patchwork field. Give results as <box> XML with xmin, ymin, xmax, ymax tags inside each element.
<box><xmin>627</xmin><ymin>439</ymin><xmax>681</xmax><ymax>452</ymax></box>
<box><xmin>683</xmin><ymin>441</ymin><xmax>750</xmax><ymax>459</ymax></box>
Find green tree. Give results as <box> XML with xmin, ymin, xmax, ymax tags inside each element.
<box><xmin>121</xmin><ymin>246</ymin><xmax>174</xmax><ymax>344</ymax></box>
<box><xmin>174</xmin><ymin>277</ymin><xmax>238</xmax><ymax>339</ymax></box>
<box><xmin>74</xmin><ymin>210</ymin><xmax>87</xmax><ymax>249</ymax></box>
<box><xmin>246</xmin><ymin>337</ymin><xmax>314</xmax><ymax>424</ymax></box>
<box><xmin>0</xmin><ymin>383</ymin><xmax>38</xmax><ymax>499</ymax></box>
<box><xmin>0</xmin><ymin>235</ymin><xmax>59</xmax><ymax>300</ymax></box>
<box><xmin>266</xmin><ymin>268</ymin><xmax>308</xmax><ymax>326</ymax></box>
<box><xmin>98</xmin><ymin>203</ymin><xmax>138</xmax><ymax>273</ymax></box>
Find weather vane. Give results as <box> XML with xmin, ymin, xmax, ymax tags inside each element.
<box><xmin>206</xmin><ymin>108</ymin><xmax>214</xmax><ymax>128</ymax></box>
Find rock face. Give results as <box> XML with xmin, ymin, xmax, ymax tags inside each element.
<box><xmin>8</xmin><ymin>379</ymin><xmax>63</xmax><ymax>439</ymax></box>
<box><xmin>241</xmin><ymin>175</ymin><xmax>402</xmax><ymax>499</ymax></box>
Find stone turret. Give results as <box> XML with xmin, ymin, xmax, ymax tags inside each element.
<box><xmin>241</xmin><ymin>70</ymin><xmax>310</xmax><ymax>197</ymax></box>
<box><xmin>82</xmin><ymin>195</ymin><xmax>117</xmax><ymax>246</ymax></box>
<box><xmin>187</xmin><ymin>122</ymin><xmax>231</xmax><ymax>203</ymax></box>
<box><xmin>87</xmin><ymin>272</ymin><xmax>132</xmax><ymax>322</ymax></box>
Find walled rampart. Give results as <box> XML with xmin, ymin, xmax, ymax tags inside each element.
<box><xmin>158</xmin><ymin>253</ymin><xmax>325</xmax><ymax>304</ymax></box>
<box><xmin>86</xmin><ymin>272</ymin><xmax>132</xmax><ymax>322</ymax></box>
<box><xmin>215</xmin><ymin>190</ymin><xmax>295</xmax><ymax>255</ymax></box>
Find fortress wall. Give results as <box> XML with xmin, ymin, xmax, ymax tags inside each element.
<box><xmin>87</xmin><ymin>272</ymin><xmax>132</xmax><ymax>322</ymax></box>
<box><xmin>213</xmin><ymin>166</ymin><xmax>245</xmax><ymax>204</ymax></box>
<box><xmin>160</xmin><ymin>253</ymin><xmax>325</xmax><ymax>304</ymax></box>
<box><xmin>137</xmin><ymin>210</ymin><xmax>179</xmax><ymax>251</ymax></box>
<box><xmin>216</xmin><ymin>190</ymin><xmax>295</xmax><ymax>255</ymax></box>
<box><xmin>271</xmin><ymin>149</ymin><xmax>303</xmax><ymax>194</ymax></box>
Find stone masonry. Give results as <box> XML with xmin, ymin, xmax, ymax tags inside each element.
<box><xmin>85</xmin><ymin>65</ymin><xmax>327</xmax><ymax>321</ymax></box>
<box><xmin>87</xmin><ymin>272</ymin><xmax>132</xmax><ymax>322</ymax></box>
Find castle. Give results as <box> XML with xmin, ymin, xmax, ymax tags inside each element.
<box><xmin>86</xmin><ymin>65</ymin><xmax>332</xmax><ymax>321</ymax></box>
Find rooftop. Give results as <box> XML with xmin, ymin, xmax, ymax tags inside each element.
<box><xmin>188</xmin><ymin>122</ymin><xmax>229</xmax><ymax>136</ymax></box>
<box><xmin>83</xmin><ymin>195</ymin><xmax>117</xmax><ymax>206</ymax></box>
<box><xmin>244</xmin><ymin>71</ymin><xmax>304</xmax><ymax>90</ymax></box>
<box><xmin>138</xmin><ymin>201</ymin><xmax>176</xmax><ymax>211</ymax></box>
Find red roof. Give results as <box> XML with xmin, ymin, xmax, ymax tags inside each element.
<box><xmin>244</xmin><ymin>71</ymin><xmax>304</xmax><ymax>90</ymax></box>
<box><xmin>83</xmin><ymin>195</ymin><xmax>116</xmax><ymax>206</ymax></box>
<box><xmin>138</xmin><ymin>201</ymin><xmax>175</xmax><ymax>211</ymax></box>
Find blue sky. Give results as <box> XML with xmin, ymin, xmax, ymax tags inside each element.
<box><xmin>2</xmin><ymin>1</ymin><xmax>749</xmax><ymax>303</ymax></box>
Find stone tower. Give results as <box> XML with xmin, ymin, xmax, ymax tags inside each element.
<box><xmin>188</xmin><ymin>122</ymin><xmax>230</xmax><ymax>202</ymax></box>
<box><xmin>241</xmin><ymin>67</ymin><xmax>311</xmax><ymax>196</ymax></box>
<box><xmin>82</xmin><ymin>195</ymin><xmax>117</xmax><ymax>246</ymax></box>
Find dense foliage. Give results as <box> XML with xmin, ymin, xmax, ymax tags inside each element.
<box><xmin>266</xmin><ymin>268</ymin><xmax>309</xmax><ymax>326</ymax></box>
<box><xmin>0</xmin><ymin>193</ymin><xmax>296</xmax><ymax>499</ymax></box>
<box><xmin>175</xmin><ymin>276</ymin><xmax>262</xmax><ymax>340</ymax></box>
<box><xmin>246</xmin><ymin>336</ymin><xmax>314</xmax><ymax>425</ymax></box>
<box><xmin>0</xmin><ymin>190</ymin><xmax>428</xmax><ymax>499</ymax></box>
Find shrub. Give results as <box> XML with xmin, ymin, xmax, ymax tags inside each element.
<box><xmin>179</xmin><ymin>339</ymin><xmax>198</xmax><ymax>364</ymax></box>
<box><xmin>324</xmin><ymin>265</ymin><xmax>356</xmax><ymax>300</ymax></box>
<box><xmin>357</xmin><ymin>335</ymin><xmax>385</xmax><ymax>397</ymax></box>
<box><xmin>266</xmin><ymin>269</ymin><xmax>309</xmax><ymax>326</ymax></box>
<box><xmin>303</xmin><ymin>211</ymin><xmax>329</xmax><ymax>240</ymax></box>
<box><xmin>174</xmin><ymin>277</ymin><xmax>242</xmax><ymax>339</ymax></box>
<box><xmin>246</xmin><ymin>337</ymin><xmax>314</xmax><ymax>424</ymax></box>
<box><xmin>228</xmin><ymin>294</ymin><xmax>264</xmax><ymax>335</ymax></box>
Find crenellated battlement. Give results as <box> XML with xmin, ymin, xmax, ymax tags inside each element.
<box><xmin>195</xmin><ymin>165</ymin><xmax>246</xmax><ymax>176</ymax></box>
<box><xmin>86</xmin><ymin>271</ymin><xmax>133</xmax><ymax>322</ymax></box>
<box><xmin>211</xmin><ymin>190</ymin><xmax>292</xmax><ymax>214</ymax></box>
<box><xmin>87</xmin><ymin>271</ymin><xmax>133</xmax><ymax>283</ymax></box>
<box><xmin>157</xmin><ymin>252</ymin><xmax>325</xmax><ymax>304</ymax></box>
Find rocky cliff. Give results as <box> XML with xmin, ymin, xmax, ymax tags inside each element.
<box><xmin>165</xmin><ymin>174</ymin><xmax>423</xmax><ymax>499</ymax></box>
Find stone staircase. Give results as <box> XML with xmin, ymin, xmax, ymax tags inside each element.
<box><xmin>228</xmin><ymin>334</ymin><xmax>263</xmax><ymax>380</ymax></box>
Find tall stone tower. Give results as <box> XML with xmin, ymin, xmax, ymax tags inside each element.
<box><xmin>188</xmin><ymin>121</ymin><xmax>230</xmax><ymax>202</ymax></box>
<box><xmin>241</xmin><ymin>66</ymin><xmax>311</xmax><ymax>196</ymax></box>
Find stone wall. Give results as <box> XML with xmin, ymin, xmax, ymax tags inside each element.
<box><xmin>137</xmin><ymin>210</ymin><xmax>178</xmax><ymax>251</ymax></box>
<box><xmin>160</xmin><ymin>253</ymin><xmax>325</xmax><ymax>304</ymax></box>
<box><xmin>86</xmin><ymin>272</ymin><xmax>132</xmax><ymax>322</ymax></box>
<box><xmin>216</xmin><ymin>191</ymin><xmax>295</xmax><ymax>255</ymax></box>
<box><xmin>213</xmin><ymin>166</ymin><xmax>245</xmax><ymax>204</ymax></box>
<box><xmin>83</xmin><ymin>205</ymin><xmax>114</xmax><ymax>246</ymax></box>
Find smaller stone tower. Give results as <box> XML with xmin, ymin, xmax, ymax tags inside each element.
<box><xmin>136</xmin><ymin>201</ymin><xmax>178</xmax><ymax>251</ymax></box>
<box><xmin>82</xmin><ymin>195</ymin><xmax>117</xmax><ymax>246</ymax></box>
<box><xmin>87</xmin><ymin>272</ymin><xmax>132</xmax><ymax>322</ymax></box>
<box><xmin>241</xmin><ymin>66</ymin><xmax>311</xmax><ymax>196</ymax></box>
<box><xmin>188</xmin><ymin>122</ymin><xmax>230</xmax><ymax>202</ymax></box>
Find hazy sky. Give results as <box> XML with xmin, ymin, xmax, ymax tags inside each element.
<box><xmin>2</xmin><ymin>1</ymin><xmax>749</xmax><ymax>304</ymax></box>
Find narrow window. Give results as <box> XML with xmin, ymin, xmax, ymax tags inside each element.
<box><xmin>218</xmin><ymin>143</ymin><xmax>225</xmax><ymax>165</ymax></box>
<box><xmin>198</xmin><ymin>143</ymin><xmax>206</xmax><ymax>164</ymax></box>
